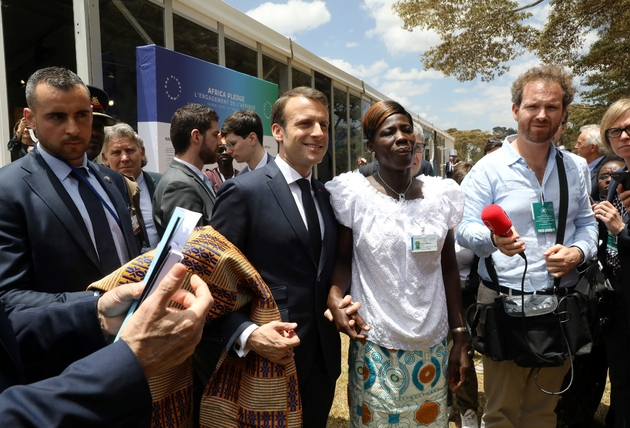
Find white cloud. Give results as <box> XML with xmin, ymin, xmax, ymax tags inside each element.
<box><xmin>322</xmin><ymin>58</ymin><xmax>389</xmax><ymax>79</ymax></box>
<box><xmin>384</xmin><ymin>67</ymin><xmax>443</xmax><ymax>81</ymax></box>
<box><xmin>378</xmin><ymin>80</ymin><xmax>433</xmax><ymax>106</ymax></box>
<box><xmin>362</xmin><ymin>0</ymin><xmax>441</xmax><ymax>56</ymax></box>
<box><xmin>446</xmin><ymin>85</ymin><xmax>515</xmax><ymax>131</ymax></box>
<box><xmin>245</xmin><ymin>1</ymin><xmax>331</xmax><ymax>38</ymax></box>
<box><xmin>453</xmin><ymin>88</ymin><xmax>469</xmax><ymax>94</ymax></box>
<box><xmin>345</xmin><ymin>42</ymin><xmax>359</xmax><ymax>48</ymax></box>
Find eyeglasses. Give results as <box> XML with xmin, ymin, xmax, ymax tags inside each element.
<box><xmin>224</xmin><ymin>139</ymin><xmax>240</xmax><ymax>150</ymax></box>
<box><xmin>605</xmin><ymin>125</ymin><xmax>630</xmax><ymax>139</ymax></box>
<box><xmin>415</xmin><ymin>144</ymin><xmax>425</xmax><ymax>151</ymax></box>
<box><xmin>598</xmin><ymin>173</ymin><xmax>612</xmax><ymax>181</ymax></box>
<box><xmin>217</xmin><ymin>146</ymin><xmax>227</xmax><ymax>154</ymax></box>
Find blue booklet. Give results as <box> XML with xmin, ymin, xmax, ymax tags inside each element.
<box><xmin>114</xmin><ymin>207</ymin><xmax>202</xmax><ymax>342</ymax></box>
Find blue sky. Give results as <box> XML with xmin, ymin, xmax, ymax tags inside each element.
<box><xmin>221</xmin><ymin>0</ymin><xmax>565</xmax><ymax>134</ymax></box>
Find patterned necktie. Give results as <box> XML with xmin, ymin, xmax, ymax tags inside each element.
<box><xmin>70</xmin><ymin>168</ymin><xmax>120</xmax><ymax>273</ymax></box>
<box><xmin>297</xmin><ymin>178</ymin><xmax>322</xmax><ymax>263</ymax></box>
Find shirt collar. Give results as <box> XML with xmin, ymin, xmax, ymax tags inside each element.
<box><xmin>502</xmin><ymin>134</ymin><xmax>557</xmax><ymax>167</ymax></box>
<box><xmin>274</xmin><ymin>156</ymin><xmax>313</xmax><ymax>185</ymax></box>
<box><xmin>173</xmin><ymin>157</ymin><xmax>205</xmax><ymax>181</ymax></box>
<box><xmin>37</xmin><ymin>143</ymin><xmax>89</xmax><ymax>181</ymax></box>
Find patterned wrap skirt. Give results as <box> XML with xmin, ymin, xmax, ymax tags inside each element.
<box><xmin>349</xmin><ymin>339</ymin><xmax>449</xmax><ymax>427</ymax></box>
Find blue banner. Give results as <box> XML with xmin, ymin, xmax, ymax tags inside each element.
<box><xmin>137</xmin><ymin>45</ymin><xmax>277</xmax><ymax>134</ymax></box>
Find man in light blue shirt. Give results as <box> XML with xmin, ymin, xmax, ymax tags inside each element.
<box><xmin>456</xmin><ymin>65</ymin><xmax>598</xmax><ymax>428</ymax></box>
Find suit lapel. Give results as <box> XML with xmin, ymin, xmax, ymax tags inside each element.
<box><xmin>172</xmin><ymin>161</ymin><xmax>216</xmax><ymax>204</ymax></box>
<box><xmin>22</xmin><ymin>153</ymin><xmax>101</xmax><ymax>269</ymax></box>
<box><xmin>266</xmin><ymin>164</ymin><xmax>316</xmax><ymax>266</ymax></box>
<box><xmin>143</xmin><ymin>171</ymin><xmax>156</xmax><ymax>197</ymax></box>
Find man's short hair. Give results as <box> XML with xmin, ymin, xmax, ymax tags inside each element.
<box><xmin>170</xmin><ymin>103</ymin><xmax>219</xmax><ymax>155</ymax></box>
<box><xmin>511</xmin><ymin>65</ymin><xmax>576</xmax><ymax>109</ymax></box>
<box><xmin>485</xmin><ymin>137</ymin><xmax>504</xmax><ymax>155</ymax></box>
<box><xmin>25</xmin><ymin>67</ymin><xmax>87</xmax><ymax>111</ymax></box>
<box><xmin>579</xmin><ymin>125</ymin><xmax>607</xmax><ymax>155</ymax></box>
<box><xmin>103</xmin><ymin>123</ymin><xmax>144</xmax><ymax>153</ymax></box>
<box><xmin>220</xmin><ymin>110</ymin><xmax>263</xmax><ymax>145</ymax></box>
<box><xmin>414</xmin><ymin>124</ymin><xmax>425</xmax><ymax>144</ymax></box>
<box><xmin>452</xmin><ymin>161</ymin><xmax>474</xmax><ymax>185</ymax></box>
<box><xmin>271</xmin><ymin>87</ymin><xmax>329</xmax><ymax>129</ymax></box>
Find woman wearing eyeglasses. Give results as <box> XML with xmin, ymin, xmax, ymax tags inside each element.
<box><xmin>592</xmin><ymin>98</ymin><xmax>630</xmax><ymax>428</ymax></box>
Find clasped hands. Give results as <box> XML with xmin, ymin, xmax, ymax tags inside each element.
<box><xmin>324</xmin><ymin>292</ymin><xmax>370</xmax><ymax>342</ymax></box>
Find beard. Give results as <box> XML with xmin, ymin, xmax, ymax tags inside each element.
<box><xmin>519</xmin><ymin>122</ymin><xmax>558</xmax><ymax>145</ymax></box>
<box><xmin>199</xmin><ymin>137</ymin><xmax>218</xmax><ymax>164</ymax></box>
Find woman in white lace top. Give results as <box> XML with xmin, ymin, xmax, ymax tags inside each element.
<box><xmin>325</xmin><ymin>100</ymin><xmax>469</xmax><ymax>427</ymax></box>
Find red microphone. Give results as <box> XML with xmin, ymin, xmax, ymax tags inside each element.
<box><xmin>481</xmin><ymin>204</ymin><xmax>514</xmax><ymax>237</ymax></box>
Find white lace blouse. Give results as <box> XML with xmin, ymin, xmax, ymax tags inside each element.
<box><xmin>326</xmin><ymin>171</ymin><xmax>464</xmax><ymax>351</ymax></box>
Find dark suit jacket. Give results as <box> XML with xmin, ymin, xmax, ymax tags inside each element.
<box><xmin>0</xmin><ymin>297</ymin><xmax>151</xmax><ymax>427</ymax></box>
<box><xmin>152</xmin><ymin>160</ymin><xmax>215</xmax><ymax>237</ymax></box>
<box><xmin>135</xmin><ymin>170</ymin><xmax>162</xmax><ymax>249</ymax></box>
<box><xmin>419</xmin><ymin>159</ymin><xmax>434</xmax><ymax>176</ymax></box>
<box><xmin>0</xmin><ymin>150</ymin><xmax>140</xmax><ymax>309</ymax></box>
<box><xmin>238</xmin><ymin>152</ymin><xmax>274</xmax><ymax>175</ymax></box>
<box><xmin>210</xmin><ymin>161</ymin><xmax>341</xmax><ymax>385</ymax></box>
<box><xmin>589</xmin><ymin>156</ymin><xmax>606</xmax><ymax>202</ymax></box>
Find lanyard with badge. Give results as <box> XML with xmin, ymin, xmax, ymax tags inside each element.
<box><xmin>410</xmin><ymin>224</ymin><xmax>438</xmax><ymax>253</ymax></box>
<box><xmin>532</xmin><ymin>193</ymin><xmax>557</xmax><ymax>234</ymax></box>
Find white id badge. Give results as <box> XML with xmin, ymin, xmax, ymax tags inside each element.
<box><xmin>411</xmin><ymin>235</ymin><xmax>438</xmax><ymax>252</ymax></box>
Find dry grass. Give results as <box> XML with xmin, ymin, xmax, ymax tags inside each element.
<box><xmin>326</xmin><ymin>334</ymin><xmax>611</xmax><ymax>427</ymax></box>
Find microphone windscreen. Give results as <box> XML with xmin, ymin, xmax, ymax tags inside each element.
<box><xmin>481</xmin><ymin>204</ymin><xmax>513</xmax><ymax>237</ymax></box>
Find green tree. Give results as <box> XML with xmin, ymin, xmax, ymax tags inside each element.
<box><xmin>394</xmin><ymin>1</ymin><xmax>630</xmax><ymax>111</ymax></box>
<box><xmin>446</xmin><ymin>128</ymin><xmax>500</xmax><ymax>163</ymax></box>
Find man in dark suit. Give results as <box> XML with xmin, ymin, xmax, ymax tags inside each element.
<box><xmin>153</xmin><ymin>103</ymin><xmax>220</xmax><ymax>237</ymax></box>
<box><xmin>102</xmin><ymin>123</ymin><xmax>163</xmax><ymax>249</ymax></box>
<box><xmin>574</xmin><ymin>125</ymin><xmax>608</xmax><ymax>197</ymax></box>
<box><xmin>221</xmin><ymin>109</ymin><xmax>274</xmax><ymax>175</ymax></box>
<box><xmin>210</xmin><ymin>87</ymin><xmax>340</xmax><ymax>428</ymax></box>
<box><xmin>0</xmin><ymin>67</ymin><xmax>139</xmax><ymax>310</ymax></box>
<box><xmin>0</xmin><ymin>262</ymin><xmax>212</xmax><ymax>427</ymax></box>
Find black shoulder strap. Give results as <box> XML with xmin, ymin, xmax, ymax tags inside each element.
<box><xmin>554</xmin><ymin>151</ymin><xmax>569</xmax><ymax>290</ymax></box>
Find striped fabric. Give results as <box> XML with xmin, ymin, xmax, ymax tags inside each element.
<box><xmin>88</xmin><ymin>226</ymin><xmax>302</xmax><ymax>427</ymax></box>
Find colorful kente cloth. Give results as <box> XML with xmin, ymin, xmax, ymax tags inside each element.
<box><xmin>88</xmin><ymin>226</ymin><xmax>301</xmax><ymax>428</ymax></box>
<box><xmin>349</xmin><ymin>339</ymin><xmax>449</xmax><ymax>428</ymax></box>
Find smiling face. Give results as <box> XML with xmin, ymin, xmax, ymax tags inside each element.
<box><xmin>272</xmin><ymin>95</ymin><xmax>329</xmax><ymax>177</ymax></box>
<box><xmin>102</xmin><ymin>136</ymin><xmax>144</xmax><ymax>179</ymax></box>
<box><xmin>512</xmin><ymin>80</ymin><xmax>565</xmax><ymax>145</ymax></box>
<box><xmin>24</xmin><ymin>83</ymin><xmax>92</xmax><ymax>165</ymax></box>
<box><xmin>367</xmin><ymin>113</ymin><xmax>416</xmax><ymax>172</ymax></box>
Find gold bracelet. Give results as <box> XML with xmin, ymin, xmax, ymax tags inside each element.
<box><xmin>451</xmin><ymin>326</ymin><xmax>467</xmax><ymax>334</ymax></box>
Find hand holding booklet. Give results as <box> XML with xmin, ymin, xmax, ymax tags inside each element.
<box><xmin>114</xmin><ymin>207</ymin><xmax>202</xmax><ymax>342</ymax></box>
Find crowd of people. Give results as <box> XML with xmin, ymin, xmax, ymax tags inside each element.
<box><xmin>1</xmin><ymin>63</ymin><xmax>629</xmax><ymax>428</ymax></box>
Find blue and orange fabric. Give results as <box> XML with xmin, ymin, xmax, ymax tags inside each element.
<box><xmin>88</xmin><ymin>226</ymin><xmax>302</xmax><ymax>427</ymax></box>
<box><xmin>348</xmin><ymin>339</ymin><xmax>449</xmax><ymax>427</ymax></box>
